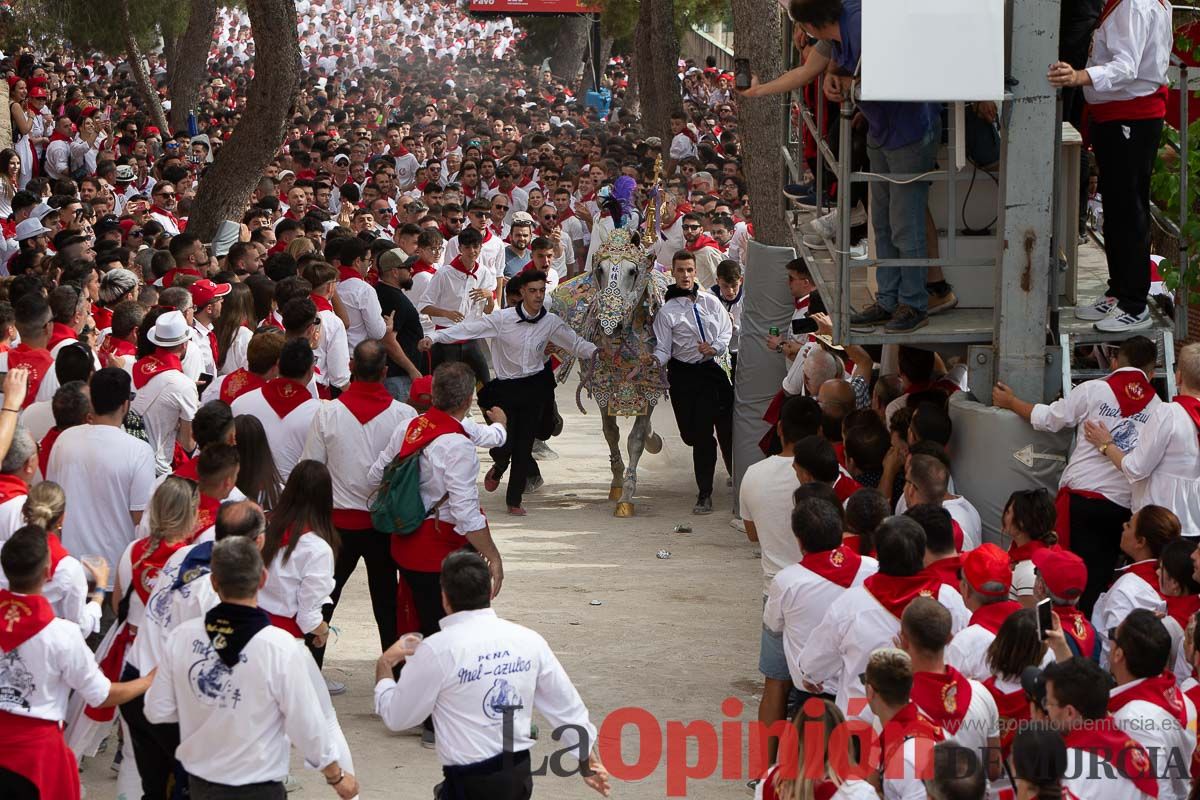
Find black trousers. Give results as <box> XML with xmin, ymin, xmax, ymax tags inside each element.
<box><xmin>397</xmin><ymin>566</ymin><xmax>447</xmax><ymax>733</ymax></box>
<box><xmin>1092</xmin><ymin>117</ymin><xmax>1163</xmax><ymax>315</ymax></box>
<box><xmin>440</xmin><ymin>749</ymin><xmax>533</xmax><ymax>800</ymax></box>
<box><xmin>311</xmin><ymin>527</ymin><xmax>399</xmax><ymax>667</ymax></box>
<box><xmin>189</xmin><ymin>775</ymin><xmax>284</xmax><ymax>800</ymax></box>
<box><xmin>120</xmin><ymin>664</ymin><xmax>187</xmax><ymax>800</ymax></box>
<box><xmin>479</xmin><ymin>372</ymin><xmax>548</xmax><ymax>508</ymax></box>
<box><xmin>667</xmin><ymin>358</ymin><xmax>733</xmax><ymax>497</ymax></box>
<box><xmin>1067</xmin><ymin>493</ymin><xmax>1131</xmax><ymax>617</ymax></box>
<box><xmin>432</xmin><ymin>340</ymin><xmax>490</xmax><ymax>385</ymax></box>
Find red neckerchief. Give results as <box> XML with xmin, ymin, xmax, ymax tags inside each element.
<box><xmin>39</xmin><ymin>427</ymin><xmax>61</xmax><ymax>466</ymax></box>
<box><xmin>983</xmin><ymin>676</ymin><xmax>1031</xmax><ymax>756</ymax></box>
<box><xmin>49</xmin><ymin>129</ymin><xmax>72</xmax><ymax>144</ymax></box>
<box><xmin>411</xmin><ymin>259</ymin><xmax>437</xmax><ymax>275</ymax></box>
<box><xmin>398</xmin><ymin>408</ymin><xmax>466</xmax><ymax>459</ymax></box>
<box><xmin>911</xmin><ymin>667</ymin><xmax>973</xmax><ymax>733</ymax></box>
<box><xmin>449</xmin><ymin>255</ymin><xmax>478</xmax><ymax>277</ymax></box>
<box><xmin>337</xmin><ymin>265</ymin><xmax>362</xmax><ymax>283</ymax></box>
<box><xmin>260</xmin><ymin>377</ymin><xmax>312</xmax><ymax>419</ymax></box>
<box><xmin>173</xmin><ymin>456</ymin><xmax>198</xmax><ymax>482</ymax></box>
<box><xmin>1008</xmin><ymin>539</ymin><xmax>1050</xmax><ymax>564</ymax></box>
<box><xmin>685</xmin><ymin>233</ymin><xmax>722</xmax><ymax>252</ymax></box>
<box><xmin>47</xmin><ymin>323</ymin><xmax>77</xmax><ymax>351</ymax></box>
<box><xmin>479</xmin><ymin>227</ymin><xmax>493</xmax><ymax>246</ymax></box>
<box><xmin>1105</xmin><ymin>369</ymin><xmax>1156</xmax><ymax>417</ymax></box>
<box><xmin>390</xmin><ymin>144</ymin><xmax>410</xmax><ymax>157</ymax></box>
<box><xmin>100</xmin><ymin>336</ymin><xmax>137</xmax><ymax>360</ymax></box>
<box><xmin>194</xmin><ymin>493</ymin><xmax>220</xmax><ymax>538</ymax></box>
<box><xmin>559</xmin><ymin>207</ymin><xmax>576</xmax><ymax>221</ymax></box>
<box><xmin>1111</xmin><ymin>674</ymin><xmax>1189</xmax><ymax>727</ymax></box>
<box><xmin>0</xmin><ymin>474</ymin><xmax>28</xmax><ymax>506</ymax></box>
<box><xmin>130</xmin><ymin>536</ymin><xmax>190</xmax><ymax>605</ymax></box>
<box><xmin>8</xmin><ymin>344</ymin><xmax>53</xmax><ymax>408</ymax></box>
<box><xmin>150</xmin><ymin>205</ymin><xmax>181</xmax><ymax>228</ymax></box>
<box><xmin>864</xmin><ymin>572</ymin><xmax>937</xmax><ymax>620</ymax></box>
<box><xmin>0</xmin><ymin>590</ymin><xmax>54</xmax><ymax>652</ymax></box>
<box><xmin>968</xmin><ymin>600</ymin><xmax>1022</xmax><ymax>635</ymax></box>
<box><xmin>92</xmin><ymin>304</ymin><xmax>113</xmax><ymax>331</ymax></box>
<box><xmin>833</xmin><ymin>472</ymin><xmax>861</xmax><ymax>503</ymax></box>
<box><xmin>795</xmin><ymin>294</ymin><xmax>810</xmax><ymax>313</ymax></box>
<box><xmin>337</xmin><ymin>380</ymin><xmax>394</xmax><ymax>425</ymax></box>
<box><xmin>1166</xmin><ymin>594</ymin><xmax>1200</xmax><ymax>629</ymax></box>
<box><xmin>132</xmin><ymin>348</ymin><xmax>184</xmax><ymax>390</ymax></box>
<box><xmin>1116</xmin><ymin>559</ymin><xmax>1161</xmax><ymax>593</ymax></box>
<box><xmin>1174</xmin><ymin>395</ymin><xmax>1200</xmax><ymax>441</ymax></box>
<box><xmin>259</xmin><ymin>312</ymin><xmax>284</xmax><ymax>331</ymax></box>
<box><xmin>842</xmin><ymin>533</ymin><xmax>863</xmax><ymax>555</ymax></box>
<box><xmin>799</xmin><ymin>545</ymin><xmax>862</xmax><ymax>588</ymax></box>
<box><xmin>1062</xmin><ymin>717</ymin><xmax>1158</xmax><ymax>797</ymax></box>
<box><xmin>220</xmin><ymin>368</ymin><xmax>266</xmax><ymax>405</ymax></box>
<box><xmin>1056</xmin><ymin>606</ymin><xmax>1099</xmax><ymax>659</ymax></box>
<box><xmin>310</xmin><ymin>293</ymin><xmax>333</xmax><ymax>313</ymax></box>
<box><xmin>160</xmin><ymin>267</ymin><xmax>201</xmax><ymax>287</ymax></box>
<box><xmin>923</xmin><ymin>555</ymin><xmax>961</xmax><ymax>592</ymax></box>
<box><xmin>1099</xmin><ymin>0</ymin><xmax>1165</xmax><ymax>28</ymax></box>
<box><xmin>881</xmin><ymin>702</ymin><xmax>944</xmax><ymax>774</ymax></box>
<box><xmin>47</xmin><ymin>533</ymin><xmax>70</xmax><ymax>574</ymax></box>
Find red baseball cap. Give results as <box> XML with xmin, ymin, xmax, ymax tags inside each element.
<box><xmin>28</xmin><ymin>87</ymin><xmax>48</xmax><ymax>99</ymax></box>
<box><xmin>1030</xmin><ymin>548</ymin><xmax>1087</xmax><ymax>601</ymax></box>
<box><xmin>409</xmin><ymin>375</ymin><xmax>433</xmax><ymax>409</ymax></box>
<box><xmin>189</xmin><ymin>279</ymin><xmax>231</xmax><ymax>308</ymax></box>
<box><xmin>962</xmin><ymin>543</ymin><xmax>1012</xmax><ymax>597</ymax></box>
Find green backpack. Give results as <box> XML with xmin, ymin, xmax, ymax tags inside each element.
<box><xmin>370</xmin><ymin>446</ymin><xmax>450</xmax><ymax>535</ymax></box>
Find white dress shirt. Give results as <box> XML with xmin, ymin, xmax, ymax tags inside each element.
<box><xmin>338</xmin><ymin>272</ymin><xmax>387</xmax><ymax>348</ymax></box>
<box><xmin>44</xmin><ymin>139</ymin><xmax>71</xmax><ymax>180</ymax></box>
<box><xmin>946</xmin><ymin>622</ymin><xmax>1004</xmax><ymax>683</ymax></box>
<box><xmin>1063</xmin><ymin>746</ymin><xmax>1158</xmax><ymax>800</ymax></box>
<box><xmin>0</xmin><ymin>494</ymin><xmax>25</xmax><ymax>542</ymax></box>
<box><xmin>369</xmin><ymin>415</ymin><xmax>506</xmax><ymax>536</ymax></box>
<box><xmin>764</xmin><ymin>553</ymin><xmax>879</xmax><ymax>691</ymax></box>
<box><xmin>429</xmin><ymin>306</ymin><xmax>596</xmax><ymax>380</ymax></box>
<box><xmin>1083</xmin><ymin>0</ymin><xmax>1172</xmax><ymax>106</ymax></box>
<box><xmin>944</xmin><ymin>496</ymin><xmax>983</xmax><ymax>552</ymax></box>
<box><xmin>374</xmin><ymin>608</ymin><xmax>596</xmax><ymax>767</ymax></box>
<box><xmin>19</xmin><ymin>399</ymin><xmax>54</xmax><ymax>447</ymax></box>
<box><xmin>407</xmin><ymin>270</ymin><xmax>437</xmax><ymax>336</ymax></box>
<box><xmin>259</xmin><ymin>532</ymin><xmax>335</xmax><ymax>634</ymax></box>
<box><xmin>1030</xmin><ymin>369</ymin><xmax>1160</xmax><ymax>508</ymax></box>
<box><xmin>190</xmin><ymin>320</ymin><xmax>218</xmax><ymax>378</ymax></box>
<box><xmin>218</xmin><ymin>327</ymin><xmax>253</xmax><ymax>377</ymax></box>
<box><xmin>313</xmin><ymin>306</ymin><xmax>351</xmax><ymax>390</ymax></box>
<box><xmin>0</xmin><ymin>610</ymin><xmax>111</xmax><ymax>722</ymax></box>
<box><xmin>652</xmin><ymin>289</ymin><xmax>733</xmax><ymax>366</ymax></box>
<box><xmin>301</xmin><ymin>391</ymin><xmax>417</xmax><ymax>514</ymax></box>
<box><xmin>442</xmin><ymin>229</ymin><xmax>506</xmax><ymax>283</ymax></box>
<box><xmin>1093</xmin><ymin>563</ymin><xmax>1168</xmax><ymax>664</ymax></box>
<box><xmin>418</xmin><ymin>260</ymin><xmax>498</xmax><ymax>327</ymax></box>
<box><xmin>146</xmin><ymin>617</ymin><xmax>340</xmax><ymax>785</ymax></box>
<box><xmin>137</xmin><ymin>542</ymin><xmax>218</xmax><ymax>675</ymax></box>
<box><xmin>130</xmin><ymin>369</ymin><xmax>200</xmax><ymax>475</ymax></box>
<box><xmin>230</xmin><ymin>386</ymin><xmax>322</xmax><ymax>482</ymax></box>
<box><xmin>1120</xmin><ymin>401</ymin><xmax>1200</xmax><ymax>534</ymax></box>
<box><xmin>46</xmin><ymin>556</ymin><xmax>101</xmax><ymax>635</ymax></box>
<box><xmin>1110</xmin><ymin>677</ymin><xmax>1196</xmax><ymax>800</ymax></box>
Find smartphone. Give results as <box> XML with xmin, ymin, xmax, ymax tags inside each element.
<box><xmin>734</xmin><ymin>58</ymin><xmax>752</xmax><ymax>91</ymax></box>
<box><xmin>1036</xmin><ymin>597</ymin><xmax>1053</xmax><ymax>641</ymax></box>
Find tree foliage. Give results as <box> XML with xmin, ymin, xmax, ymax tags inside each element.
<box><xmin>3</xmin><ymin>0</ymin><xmax>187</xmax><ymax>55</ymax></box>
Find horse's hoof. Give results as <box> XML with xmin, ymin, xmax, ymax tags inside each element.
<box><xmin>645</xmin><ymin>433</ymin><xmax>663</xmax><ymax>455</ymax></box>
<box><xmin>614</xmin><ymin>502</ymin><xmax>635</xmax><ymax>518</ymax></box>
<box><xmin>608</xmin><ymin>486</ymin><xmax>623</xmax><ymax>501</ymax></box>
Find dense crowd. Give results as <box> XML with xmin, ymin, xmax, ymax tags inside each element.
<box><xmin>0</xmin><ymin>0</ymin><xmax>1191</xmax><ymax>799</ymax></box>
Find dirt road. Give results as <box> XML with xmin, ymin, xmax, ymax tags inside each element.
<box><xmin>82</xmin><ymin>375</ymin><xmax>766</xmax><ymax>799</ymax></box>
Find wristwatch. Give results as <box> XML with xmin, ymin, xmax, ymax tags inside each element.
<box><xmin>1099</xmin><ymin>441</ymin><xmax>1112</xmax><ymax>455</ymax></box>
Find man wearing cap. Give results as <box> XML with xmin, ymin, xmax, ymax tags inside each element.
<box><xmin>375</xmin><ymin>248</ymin><xmax>425</xmax><ymax>402</ymax></box>
<box><xmin>188</xmin><ymin>279</ymin><xmax>231</xmax><ymax>380</ymax></box>
<box><xmin>945</xmin><ymin>544</ymin><xmax>1023</xmax><ymax>681</ymax></box>
<box><xmin>112</xmin><ymin>164</ymin><xmax>137</xmax><ymax>216</ymax></box>
<box><xmin>43</xmin><ymin>117</ymin><xmax>74</xmax><ymax>182</ymax></box>
<box><xmin>1031</xmin><ymin>548</ymin><xmax>1098</xmax><ymax>660</ymax></box>
<box><xmin>131</xmin><ymin>311</ymin><xmax>199</xmax><ymax>475</ymax></box>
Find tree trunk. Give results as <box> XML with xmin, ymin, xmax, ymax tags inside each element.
<box><xmin>623</xmin><ymin>50</ymin><xmax>640</xmax><ymax>119</ymax></box>
<box><xmin>635</xmin><ymin>0</ymin><xmax>681</xmax><ymax>151</ymax></box>
<box><xmin>582</xmin><ymin>34</ymin><xmax>613</xmax><ymax>94</ymax></box>
<box><xmin>119</xmin><ymin>0</ymin><xmax>170</xmax><ymax>137</ymax></box>
<box><xmin>166</xmin><ymin>0</ymin><xmax>218</xmax><ymax>134</ymax></box>
<box><xmin>548</xmin><ymin>16</ymin><xmax>590</xmax><ymax>86</ymax></box>
<box><xmin>731</xmin><ymin>0</ymin><xmax>789</xmax><ymax>246</ymax></box>
<box><xmin>186</xmin><ymin>0</ymin><xmax>299</xmax><ymax>241</ymax></box>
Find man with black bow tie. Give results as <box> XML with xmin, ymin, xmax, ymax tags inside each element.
<box><xmin>652</xmin><ymin>250</ymin><xmax>734</xmax><ymax>515</ymax></box>
<box><xmin>419</xmin><ymin>270</ymin><xmax>596</xmax><ymax>516</ymax></box>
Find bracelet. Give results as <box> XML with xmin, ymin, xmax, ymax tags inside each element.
<box><xmin>325</xmin><ymin>770</ymin><xmax>344</xmax><ymax>786</ymax></box>
<box><xmin>0</xmin><ymin>408</ymin><xmax>18</xmax><ymax>415</ymax></box>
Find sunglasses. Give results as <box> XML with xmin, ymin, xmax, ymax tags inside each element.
<box><xmin>157</xmin><ymin>192</ymin><xmax>176</xmax><ymax>199</ymax></box>
<box><xmin>446</xmin><ymin>217</ymin><xmax>464</xmax><ymax>224</ymax></box>
<box><xmin>494</xmin><ymin>205</ymin><xmax>510</xmax><ymax>211</ymax></box>
<box><xmin>682</xmin><ymin>225</ymin><xmax>702</xmax><ymax>231</ymax></box>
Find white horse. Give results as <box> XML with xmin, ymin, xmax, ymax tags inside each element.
<box><xmin>553</xmin><ymin>228</ymin><xmax>667</xmax><ymax>517</ymax></box>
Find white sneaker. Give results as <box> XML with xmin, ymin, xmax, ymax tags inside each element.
<box><xmin>729</xmin><ymin>517</ymin><xmax>746</xmax><ymax>533</ymax></box>
<box><xmin>1075</xmin><ymin>296</ymin><xmax>1118</xmax><ymax>321</ymax></box>
<box><xmin>849</xmin><ymin>239</ymin><xmax>869</xmax><ymax>260</ymax></box>
<box><xmin>804</xmin><ymin>204</ymin><xmax>867</xmax><ymax>239</ymax></box>
<box><xmin>802</xmin><ymin>232</ymin><xmax>827</xmax><ymax>250</ymax></box>
<box><xmin>284</xmin><ymin>775</ymin><xmax>302</xmax><ymax>793</ymax></box>
<box><xmin>1094</xmin><ymin>306</ymin><xmax>1152</xmax><ymax>332</ymax></box>
<box><xmin>324</xmin><ymin>676</ymin><xmax>346</xmax><ymax>696</ymax></box>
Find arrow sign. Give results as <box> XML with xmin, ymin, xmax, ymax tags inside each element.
<box><xmin>1013</xmin><ymin>445</ymin><xmax>1067</xmax><ymax>468</ymax></box>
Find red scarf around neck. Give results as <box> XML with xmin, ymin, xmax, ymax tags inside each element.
<box><xmin>338</xmin><ymin>380</ymin><xmax>394</xmax><ymax>425</ymax></box>
<box><xmin>1165</xmin><ymin>593</ymin><xmax>1200</xmax><ymax>629</ymax></box>
<box><xmin>8</xmin><ymin>344</ymin><xmax>53</xmax><ymax>408</ymax></box>
<box><xmin>47</xmin><ymin>323</ymin><xmax>77</xmax><ymax>350</ymax></box>
<box><xmin>310</xmin><ymin>293</ymin><xmax>334</xmax><ymax>313</ymax></box>
<box><xmin>911</xmin><ymin>667</ymin><xmax>973</xmax><ymax>733</ymax></box>
<box><xmin>799</xmin><ymin>545</ymin><xmax>862</xmax><ymax>589</ymax></box>
<box><xmin>685</xmin><ymin>233</ymin><xmax>722</xmax><ymax>253</ymax></box>
<box><xmin>337</xmin><ymin>265</ymin><xmax>362</xmax><ymax>283</ymax></box>
<box><xmin>1008</xmin><ymin>539</ymin><xmax>1050</xmax><ymax>564</ymax></box>
<box><xmin>1117</xmin><ymin>559</ymin><xmax>1161</xmax><ymax>594</ymax></box>
<box><xmin>449</xmin><ymin>255</ymin><xmax>478</xmax><ymax>277</ymax></box>
<box><xmin>220</xmin><ymin>368</ymin><xmax>266</xmax><ymax>406</ymax></box>
<box><xmin>880</xmin><ymin>702</ymin><xmax>944</xmax><ymax>773</ymax></box>
<box><xmin>1056</xmin><ymin>606</ymin><xmax>1099</xmax><ymax>659</ymax></box>
<box><xmin>983</xmin><ymin>676</ymin><xmax>1030</xmax><ymax>756</ymax></box>
<box><xmin>1105</xmin><ymin>369</ymin><xmax>1156</xmax><ymax>417</ymax></box>
<box><xmin>968</xmin><ymin>600</ymin><xmax>1021</xmax><ymax>635</ymax></box>
<box><xmin>100</xmin><ymin>336</ymin><xmax>137</xmax><ymax>360</ymax></box>
<box><xmin>411</xmin><ymin>259</ymin><xmax>437</xmax><ymax>275</ymax></box>
<box><xmin>398</xmin><ymin>408</ymin><xmax>465</xmax><ymax>459</ymax></box>
<box><xmin>260</xmin><ymin>377</ymin><xmax>312</xmax><ymax>419</ymax></box>
<box><xmin>923</xmin><ymin>555</ymin><xmax>961</xmax><ymax>592</ymax></box>
<box><xmin>1175</xmin><ymin>395</ymin><xmax>1200</xmax><ymax>441</ymax></box>
<box><xmin>864</xmin><ymin>572</ymin><xmax>936</xmax><ymax>620</ymax></box>
<box><xmin>132</xmin><ymin>348</ymin><xmax>184</xmax><ymax>390</ymax></box>
<box><xmin>47</xmin><ymin>533</ymin><xmax>69</xmax><ymax>574</ymax></box>
<box><xmin>0</xmin><ymin>474</ymin><xmax>28</xmax><ymax>506</ymax></box>
<box><xmin>1110</xmin><ymin>673</ymin><xmax>1188</xmax><ymax>727</ymax></box>
<box><xmin>0</xmin><ymin>590</ymin><xmax>54</xmax><ymax>652</ymax></box>
<box><xmin>1062</xmin><ymin>717</ymin><xmax>1158</xmax><ymax>797</ymax></box>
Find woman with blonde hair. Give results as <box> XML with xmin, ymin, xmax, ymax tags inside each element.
<box><xmin>20</xmin><ymin>481</ymin><xmax>103</xmax><ymax>635</ymax></box>
<box><xmin>287</xmin><ymin>234</ymin><xmax>317</xmax><ymax>260</ymax></box>
<box><xmin>756</xmin><ymin>698</ymin><xmax>875</xmax><ymax>799</ymax></box>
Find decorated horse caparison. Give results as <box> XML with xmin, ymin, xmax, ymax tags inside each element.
<box><xmin>552</xmin><ymin>227</ymin><xmax>667</xmax><ymax>517</ymax></box>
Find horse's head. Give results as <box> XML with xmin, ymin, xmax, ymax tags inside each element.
<box><xmin>592</xmin><ymin>228</ymin><xmax>650</xmax><ymax>336</ymax></box>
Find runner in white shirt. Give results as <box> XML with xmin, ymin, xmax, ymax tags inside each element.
<box><xmin>129</xmin><ymin>311</ymin><xmax>200</xmax><ymax>475</ymax></box>
<box><xmin>443</xmin><ymin>197</ymin><xmax>506</xmax><ymax>278</ymax></box>
<box><xmin>47</xmin><ymin>368</ymin><xmax>156</xmax><ymax>590</ymax></box>
<box><xmin>374</xmin><ymin>550</ymin><xmax>609</xmax><ymax>798</ymax></box>
<box><xmin>231</xmin><ymin>339</ymin><xmax>322</xmax><ymax>482</ymax></box>
<box><xmin>332</xmin><ymin>237</ymin><xmax>387</xmax><ymax>349</ymax></box>
<box><xmin>0</xmin><ymin>528</ymin><xmax>153</xmax><ymax>800</ymax></box>
<box><xmin>419</xmin><ymin>226</ymin><xmax>497</xmax><ymax>384</ymax></box>
<box><xmin>946</xmin><ymin>544</ymin><xmax>1024</xmax><ymax>681</ymax></box>
<box><xmin>145</xmin><ymin>536</ymin><xmax>360</xmax><ymax>798</ymax></box>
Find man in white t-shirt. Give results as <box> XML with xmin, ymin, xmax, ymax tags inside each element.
<box><xmin>130</xmin><ymin>311</ymin><xmax>200</xmax><ymax>475</ymax></box>
<box><xmin>47</xmin><ymin>368</ymin><xmax>156</xmax><ymax>590</ymax></box>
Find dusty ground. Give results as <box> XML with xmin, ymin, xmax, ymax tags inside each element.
<box><xmin>81</xmin><ymin>372</ymin><xmax>767</xmax><ymax>799</ymax></box>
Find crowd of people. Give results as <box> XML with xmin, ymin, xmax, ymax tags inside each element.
<box><xmin>0</xmin><ymin>0</ymin><xmax>1190</xmax><ymax>798</ymax></box>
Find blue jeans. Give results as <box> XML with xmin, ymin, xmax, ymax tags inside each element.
<box><xmin>868</xmin><ymin>122</ymin><xmax>940</xmax><ymax>313</ymax></box>
<box><xmin>384</xmin><ymin>375</ymin><xmax>412</xmax><ymax>403</ymax></box>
